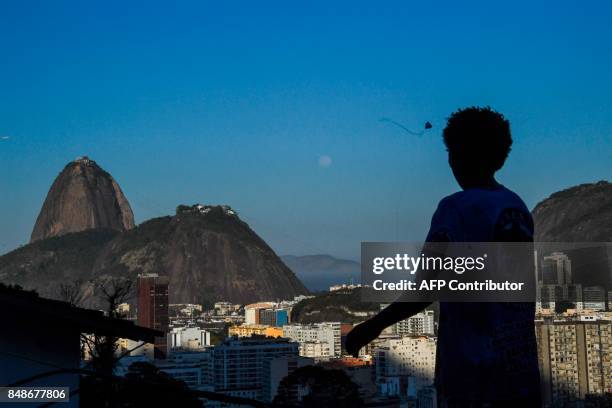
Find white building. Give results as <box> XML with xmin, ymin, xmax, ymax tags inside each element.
<box><xmin>329</xmin><ymin>283</ymin><xmax>362</xmax><ymax>292</ymax></box>
<box><xmin>374</xmin><ymin>336</ymin><xmax>437</xmax><ymax>396</ymax></box>
<box><xmin>155</xmin><ymin>350</ymin><xmax>213</xmax><ymax>389</ymax></box>
<box><xmin>393</xmin><ymin>310</ymin><xmax>435</xmax><ymax>336</ymax></box>
<box><xmin>170</xmin><ymin>303</ymin><xmax>203</xmax><ymax>316</ymax></box>
<box><xmin>214</xmin><ymin>302</ymin><xmax>241</xmax><ymax>316</ymax></box>
<box><xmin>169</xmin><ymin>326</ymin><xmax>211</xmax><ymax>350</ymax></box>
<box><xmin>282</xmin><ymin>322</ymin><xmax>341</xmax><ymax>358</ymax></box>
<box><xmin>212</xmin><ymin>337</ymin><xmax>300</xmax><ymax>401</ymax></box>
<box><xmin>298</xmin><ymin>341</ymin><xmax>331</xmax><ymax>360</ymax></box>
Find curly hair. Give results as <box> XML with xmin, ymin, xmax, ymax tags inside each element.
<box><xmin>443</xmin><ymin>106</ymin><xmax>512</xmax><ymax>174</ymax></box>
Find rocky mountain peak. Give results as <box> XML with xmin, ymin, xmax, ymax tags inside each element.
<box><xmin>532</xmin><ymin>180</ymin><xmax>612</xmax><ymax>242</ymax></box>
<box><xmin>30</xmin><ymin>157</ymin><xmax>135</xmax><ymax>242</ymax></box>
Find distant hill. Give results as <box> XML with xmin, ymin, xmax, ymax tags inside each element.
<box><xmin>94</xmin><ymin>204</ymin><xmax>309</xmax><ymax>304</ymax></box>
<box><xmin>281</xmin><ymin>254</ymin><xmax>360</xmax><ymax>291</ymax></box>
<box><xmin>532</xmin><ymin>180</ymin><xmax>612</xmax><ymax>291</ymax></box>
<box><xmin>532</xmin><ymin>180</ymin><xmax>612</xmax><ymax>242</ymax></box>
<box><xmin>290</xmin><ymin>287</ymin><xmax>379</xmax><ymax>324</ymax></box>
<box><xmin>2</xmin><ymin>157</ymin><xmax>308</xmax><ymax>305</ymax></box>
<box><xmin>1</xmin><ymin>205</ymin><xmax>308</xmax><ymax>305</ymax></box>
<box><xmin>0</xmin><ymin>229</ymin><xmax>118</xmax><ymax>303</ymax></box>
<box><xmin>290</xmin><ymin>286</ymin><xmax>440</xmax><ymax>324</ymax></box>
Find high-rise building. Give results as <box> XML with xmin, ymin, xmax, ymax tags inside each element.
<box><xmin>541</xmin><ymin>252</ymin><xmax>572</xmax><ymax>285</ymax></box>
<box><xmin>393</xmin><ymin>310</ymin><xmax>435</xmax><ymax>336</ymax></box>
<box><xmin>275</xmin><ymin>309</ymin><xmax>289</xmax><ymax>326</ymax></box>
<box><xmin>154</xmin><ymin>350</ymin><xmax>213</xmax><ymax>390</ymax></box>
<box><xmin>536</xmin><ymin>317</ymin><xmax>612</xmax><ymax>406</ymax></box>
<box><xmin>244</xmin><ymin>302</ymin><xmax>275</xmax><ymax>325</ymax></box>
<box><xmin>259</xmin><ymin>308</ymin><xmax>276</xmax><ymax>326</ymax></box>
<box><xmin>298</xmin><ymin>341</ymin><xmax>331</xmax><ymax>360</ymax></box>
<box><xmin>583</xmin><ymin>286</ymin><xmax>607</xmax><ymax>311</ymax></box>
<box><xmin>212</xmin><ymin>337</ymin><xmax>299</xmax><ymax>401</ymax></box>
<box><xmin>374</xmin><ymin>335</ymin><xmax>437</xmax><ymax>396</ymax></box>
<box><xmin>538</xmin><ymin>283</ymin><xmax>583</xmax><ymax>312</ymax></box>
<box><xmin>537</xmin><ymin>252</ymin><xmax>585</xmax><ymax>313</ymax></box>
<box><xmin>282</xmin><ymin>322</ymin><xmax>341</xmax><ymax>359</ymax></box>
<box><xmin>137</xmin><ymin>273</ymin><xmax>169</xmax><ymax>358</ymax></box>
<box><xmin>168</xmin><ymin>326</ymin><xmax>211</xmax><ymax>350</ymax></box>
<box><xmin>259</xmin><ymin>308</ymin><xmax>290</xmax><ymax>327</ymax></box>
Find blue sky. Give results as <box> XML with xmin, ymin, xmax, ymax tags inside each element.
<box><xmin>1</xmin><ymin>1</ymin><xmax>611</xmax><ymax>260</ymax></box>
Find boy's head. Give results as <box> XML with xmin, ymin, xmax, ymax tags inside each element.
<box><xmin>443</xmin><ymin>106</ymin><xmax>512</xmax><ymax>188</ymax></box>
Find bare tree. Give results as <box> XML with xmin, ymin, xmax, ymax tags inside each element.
<box><xmin>82</xmin><ymin>276</ymin><xmax>135</xmax><ymax>375</ymax></box>
<box><xmin>95</xmin><ymin>276</ymin><xmax>134</xmax><ymax>318</ymax></box>
<box><xmin>57</xmin><ymin>279</ymin><xmax>86</xmax><ymax>307</ymax></box>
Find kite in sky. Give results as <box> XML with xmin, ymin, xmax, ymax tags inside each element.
<box><xmin>380</xmin><ymin>118</ymin><xmax>432</xmax><ymax>136</ymax></box>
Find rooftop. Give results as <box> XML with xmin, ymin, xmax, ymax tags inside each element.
<box><xmin>0</xmin><ymin>284</ymin><xmax>162</xmax><ymax>342</ymax></box>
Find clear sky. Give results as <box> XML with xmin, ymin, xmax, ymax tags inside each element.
<box><xmin>1</xmin><ymin>1</ymin><xmax>611</xmax><ymax>260</ymax></box>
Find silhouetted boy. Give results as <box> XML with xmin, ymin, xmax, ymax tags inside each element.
<box><xmin>346</xmin><ymin>107</ymin><xmax>541</xmax><ymax>407</ymax></box>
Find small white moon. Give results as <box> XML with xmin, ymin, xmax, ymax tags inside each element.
<box><xmin>318</xmin><ymin>155</ymin><xmax>332</xmax><ymax>168</ymax></box>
